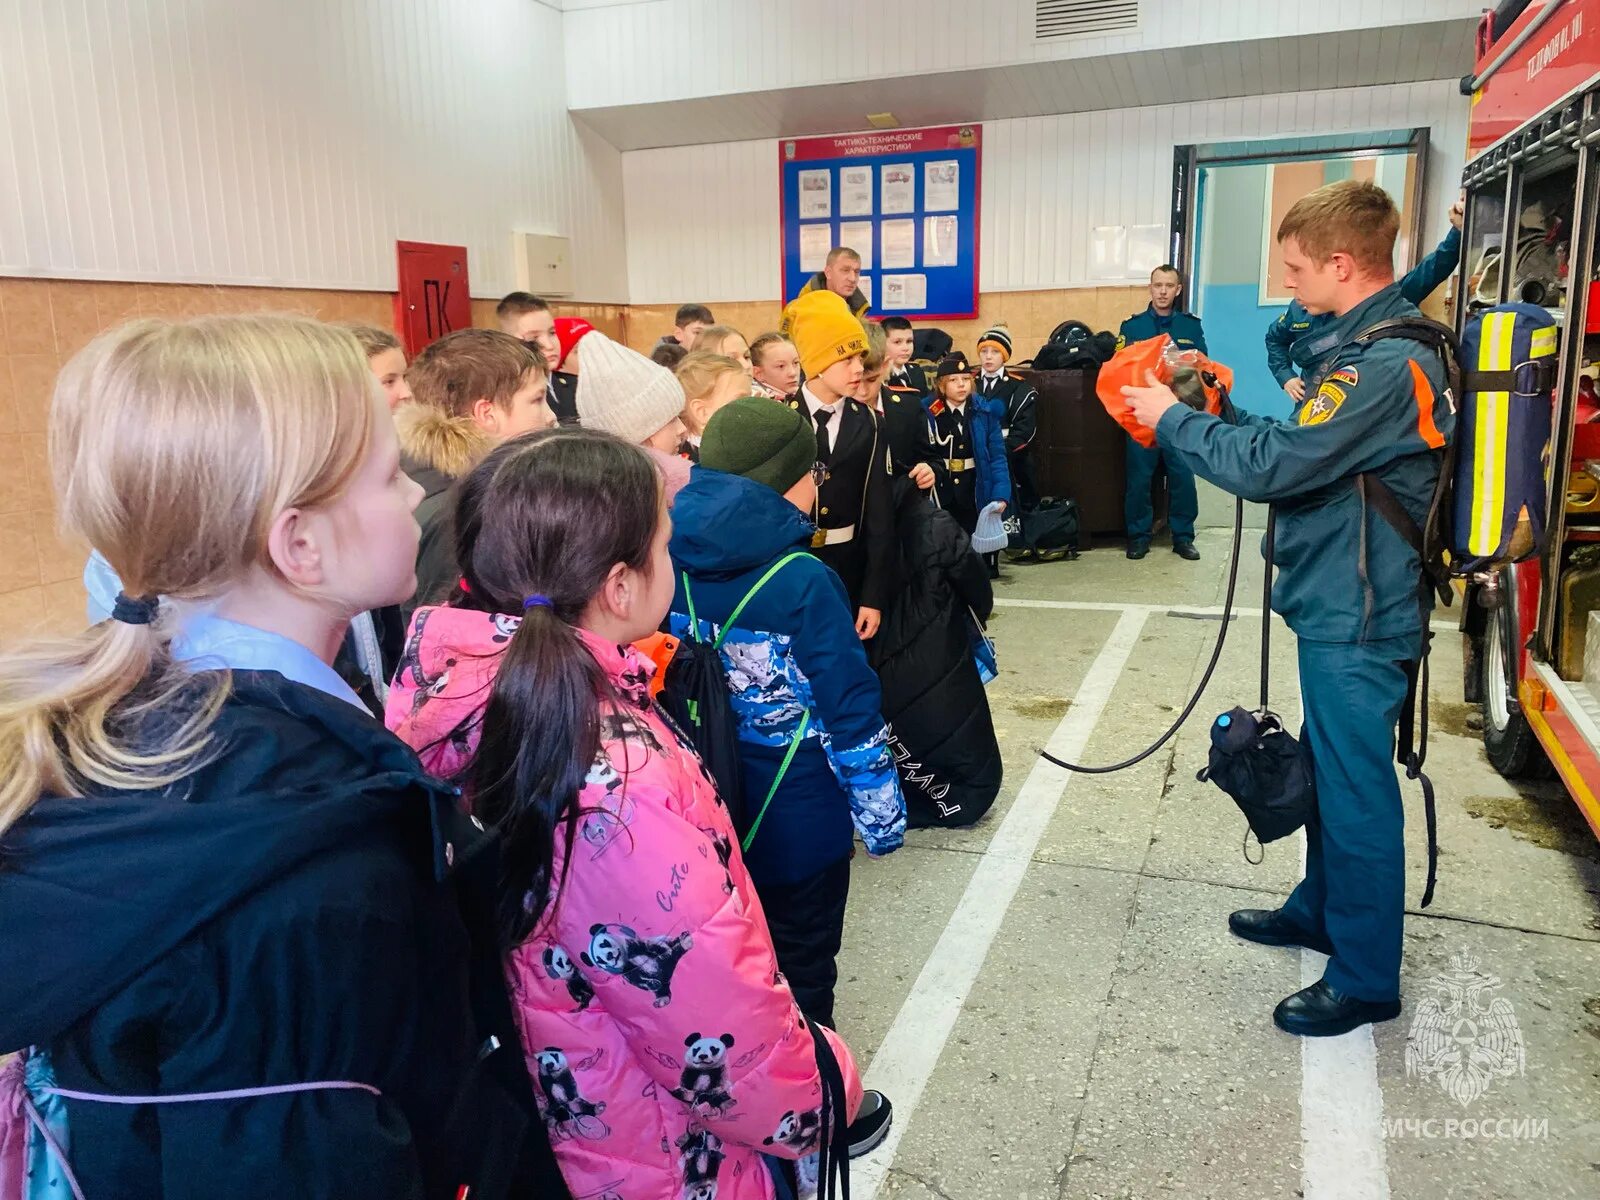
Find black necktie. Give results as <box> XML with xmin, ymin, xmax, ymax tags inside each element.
<box><xmin>815</xmin><ymin>407</ymin><xmax>834</xmax><ymax>461</ymax></box>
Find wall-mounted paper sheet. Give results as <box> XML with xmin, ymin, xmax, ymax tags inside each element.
<box><xmin>880</xmin><ymin>219</ymin><xmax>916</xmax><ymax>269</ymax></box>
<box><xmin>799</xmin><ymin>168</ymin><xmax>832</xmax><ymax>219</ymax></box>
<box><xmin>881</xmin><ymin>163</ymin><xmax>914</xmax><ymax>214</ymax></box>
<box><xmin>839</xmin><ymin>166</ymin><xmax>873</xmax><ymax>217</ymax></box>
<box><xmin>923</xmin><ymin>216</ymin><xmax>959</xmax><ymax>267</ymax></box>
<box><xmin>838</xmin><ymin>221</ymin><xmax>874</xmax><ymax>268</ymax></box>
<box><xmin>799</xmin><ymin>223</ymin><xmax>833</xmax><ymax>272</ymax></box>
<box><xmin>882</xmin><ymin>274</ymin><xmax>927</xmax><ymax>310</ymax></box>
<box><xmin>924</xmin><ymin>160</ymin><xmax>959</xmax><ymax>212</ymax></box>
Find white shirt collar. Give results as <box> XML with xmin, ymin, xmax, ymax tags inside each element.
<box><xmin>801</xmin><ymin>383</ymin><xmax>841</xmax><ymax>419</ymax></box>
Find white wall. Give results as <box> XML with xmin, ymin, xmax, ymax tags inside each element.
<box><xmin>566</xmin><ymin>0</ymin><xmax>1482</xmax><ymax>110</ymax></box>
<box><xmin>621</xmin><ymin>80</ymin><xmax>1470</xmax><ymax>304</ymax></box>
<box><xmin>0</xmin><ymin>0</ymin><xmax>629</xmax><ymax>300</ymax></box>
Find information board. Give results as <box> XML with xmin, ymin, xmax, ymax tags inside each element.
<box><xmin>779</xmin><ymin>124</ymin><xmax>981</xmax><ymax>320</ymax></box>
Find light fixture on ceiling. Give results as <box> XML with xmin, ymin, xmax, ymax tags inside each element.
<box><xmin>866</xmin><ymin>112</ymin><xmax>899</xmax><ymax>129</ymax></box>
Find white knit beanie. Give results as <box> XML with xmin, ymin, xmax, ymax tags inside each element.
<box><xmin>575</xmin><ymin>331</ymin><xmax>685</xmax><ymax>444</ymax></box>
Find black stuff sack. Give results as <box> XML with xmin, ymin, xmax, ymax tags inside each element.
<box><xmin>1197</xmin><ymin>707</ymin><xmax>1316</xmax><ymax>846</ymax></box>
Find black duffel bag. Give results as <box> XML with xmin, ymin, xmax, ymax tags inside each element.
<box><xmin>1005</xmin><ymin>497</ymin><xmax>1080</xmax><ymax>562</ymax></box>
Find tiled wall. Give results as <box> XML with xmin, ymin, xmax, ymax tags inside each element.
<box><xmin>0</xmin><ymin>279</ymin><xmax>626</xmax><ymax>639</ymax></box>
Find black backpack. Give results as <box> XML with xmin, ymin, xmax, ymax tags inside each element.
<box><xmin>659</xmin><ymin>552</ymin><xmax>810</xmax><ymax>843</ymax></box>
<box><xmin>1027</xmin><ymin>321</ymin><xmax>1117</xmax><ymax>371</ymax></box>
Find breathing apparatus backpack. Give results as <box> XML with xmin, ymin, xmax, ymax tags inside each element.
<box><xmin>1303</xmin><ymin>305</ymin><xmax>1558</xmax><ymax>598</ymax></box>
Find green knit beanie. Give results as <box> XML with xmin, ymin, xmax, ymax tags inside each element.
<box><xmin>700</xmin><ymin>396</ymin><xmax>816</xmax><ymax>494</ymax></box>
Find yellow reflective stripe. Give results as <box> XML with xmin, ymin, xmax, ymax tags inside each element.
<box><xmin>1531</xmin><ymin>325</ymin><xmax>1558</xmax><ymax>357</ymax></box>
<box><xmin>1472</xmin><ymin>311</ymin><xmax>1515</xmax><ymax>556</ymax></box>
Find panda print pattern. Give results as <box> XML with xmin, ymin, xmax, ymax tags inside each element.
<box><xmin>763</xmin><ymin>1107</ymin><xmax>823</xmax><ymax>1155</ymax></box>
<box><xmin>542</xmin><ymin>945</ymin><xmax>597</xmax><ymax>1012</ymax></box>
<box><xmin>388</xmin><ymin>622</ymin><xmax>867</xmax><ymax>1199</ymax></box>
<box><xmin>534</xmin><ymin>1047</ymin><xmax>610</xmax><ymax>1141</ymax></box>
<box><xmin>581</xmin><ymin>922</ymin><xmax>694</xmax><ymax>1007</ymax></box>
<box><xmin>669</xmin><ymin>1033</ymin><xmax>738</xmax><ymax>1116</ymax></box>
<box><xmin>676</xmin><ymin>1128</ymin><xmax>725</xmax><ymax>1200</ymax></box>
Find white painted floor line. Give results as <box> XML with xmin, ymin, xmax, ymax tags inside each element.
<box><xmin>1296</xmin><ymin>717</ymin><xmax>1390</xmax><ymax>1200</ymax></box>
<box><xmin>853</xmin><ymin>608</ymin><xmax>1151</xmax><ymax>1198</ymax></box>
<box><xmin>1300</xmin><ymin>944</ymin><xmax>1391</xmax><ymax>1200</ymax></box>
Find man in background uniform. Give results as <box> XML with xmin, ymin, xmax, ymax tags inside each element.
<box><xmin>1118</xmin><ymin>265</ymin><xmax>1207</xmax><ymax>561</ymax></box>
<box><xmin>1123</xmin><ymin>179</ymin><xmax>1454</xmax><ymax>1038</ymax></box>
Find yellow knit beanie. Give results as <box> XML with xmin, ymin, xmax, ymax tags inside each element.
<box><xmin>783</xmin><ymin>290</ymin><xmax>868</xmax><ymax>378</ymax></box>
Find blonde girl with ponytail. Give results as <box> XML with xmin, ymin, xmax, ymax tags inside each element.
<box><xmin>0</xmin><ymin>315</ymin><xmax>534</xmax><ymax>1200</ymax></box>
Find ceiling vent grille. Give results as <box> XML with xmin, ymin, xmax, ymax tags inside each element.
<box><xmin>1035</xmin><ymin>0</ymin><xmax>1139</xmax><ymax>41</ymax></box>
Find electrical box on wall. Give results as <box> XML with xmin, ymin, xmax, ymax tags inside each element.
<box><xmin>513</xmin><ymin>232</ymin><xmax>573</xmax><ymax>297</ymax></box>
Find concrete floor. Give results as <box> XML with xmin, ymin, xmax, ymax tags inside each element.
<box><xmin>835</xmin><ymin>526</ymin><xmax>1600</xmax><ymax>1200</ymax></box>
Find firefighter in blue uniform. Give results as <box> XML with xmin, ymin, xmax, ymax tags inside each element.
<box><xmin>1123</xmin><ymin>180</ymin><xmax>1454</xmax><ymax>1037</ymax></box>
<box><xmin>1266</xmin><ymin>201</ymin><xmax>1463</xmax><ymax>402</ymax></box>
<box><xmin>1118</xmin><ymin>265</ymin><xmax>1207</xmax><ymax>561</ymax></box>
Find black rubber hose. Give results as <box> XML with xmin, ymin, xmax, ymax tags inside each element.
<box><xmin>1039</xmin><ymin>492</ymin><xmax>1246</xmax><ymax>774</ymax></box>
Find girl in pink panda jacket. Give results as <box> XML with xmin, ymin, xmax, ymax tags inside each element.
<box><xmin>387</xmin><ymin>427</ymin><xmax>883</xmax><ymax>1200</ymax></box>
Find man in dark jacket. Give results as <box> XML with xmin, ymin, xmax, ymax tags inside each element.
<box><xmin>783</xmin><ymin>246</ymin><xmax>871</xmax><ymax>328</ymax></box>
<box><xmin>873</xmin><ymin>477</ymin><xmax>1001</xmax><ymax>828</ymax></box>
<box><xmin>0</xmin><ymin>669</ymin><xmax>553</xmax><ymax>1199</ymax></box>
<box><xmin>671</xmin><ymin>398</ymin><xmax>906</xmax><ymax>1027</ymax></box>
<box><xmin>1118</xmin><ymin>265</ymin><xmax>1207</xmax><ymax>562</ymax></box>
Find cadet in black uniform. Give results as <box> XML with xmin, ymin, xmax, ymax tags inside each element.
<box><xmin>925</xmin><ymin>352</ymin><xmax>1011</xmax><ymax>535</ymax></box>
<box><xmin>780</xmin><ymin>289</ymin><xmax>895</xmax><ymax>639</ymax></box>
<box><xmin>975</xmin><ymin>324</ymin><xmax>1039</xmax><ymax>512</ymax></box>
<box><xmin>864</xmin><ymin>321</ymin><xmax>940</xmax><ymax>493</ymax></box>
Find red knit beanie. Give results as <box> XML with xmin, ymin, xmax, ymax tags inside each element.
<box><xmin>554</xmin><ymin>317</ymin><xmax>595</xmax><ymax>368</ymax></box>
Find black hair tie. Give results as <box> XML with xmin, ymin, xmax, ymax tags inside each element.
<box><xmin>111</xmin><ymin>592</ymin><xmax>160</xmax><ymax>626</ymax></box>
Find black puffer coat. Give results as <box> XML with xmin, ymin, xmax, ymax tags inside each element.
<box><xmin>871</xmin><ymin>480</ymin><xmax>1002</xmax><ymax>827</ymax></box>
<box><xmin>0</xmin><ymin>672</ymin><xmax>563</xmax><ymax>1200</ymax></box>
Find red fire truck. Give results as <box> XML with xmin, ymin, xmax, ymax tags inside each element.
<box><xmin>1459</xmin><ymin>0</ymin><xmax>1600</xmax><ymax>838</ymax></box>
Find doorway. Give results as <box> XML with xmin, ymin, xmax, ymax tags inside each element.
<box><xmin>1175</xmin><ymin>131</ymin><xmax>1429</xmax><ymax>526</ymax></box>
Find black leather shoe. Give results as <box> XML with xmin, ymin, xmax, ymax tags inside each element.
<box><xmin>1173</xmin><ymin>541</ymin><xmax>1201</xmax><ymax>561</ymax></box>
<box><xmin>1228</xmin><ymin>908</ymin><xmax>1334</xmax><ymax>956</ymax></box>
<box><xmin>1274</xmin><ymin>979</ymin><xmax>1401</xmax><ymax>1037</ymax></box>
<box><xmin>1126</xmin><ymin>542</ymin><xmax>1149</xmax><ymax>560</ymax></box>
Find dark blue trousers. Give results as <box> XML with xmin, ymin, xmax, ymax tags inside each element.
<box><xmin>1124</xmin><ymin>435</ymin><xmax>1198</xmax><ymax>543</ymax></box>
<box><xmin>1281</xmin><ymin>635</ymin><xmax>1417</xmax><ymax>1002</ymax></box>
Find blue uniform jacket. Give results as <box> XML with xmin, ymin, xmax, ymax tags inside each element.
<box><xmin>1118</xmin><ymin>305</ymin><xmax>1208</xmax><ymax>354</ymax></box>
<box><xmin>668</xmin><ymin>468</ymin><xmax>906</xmax><ymax>884</ymax></box>
<box><xmin>923</xmin><ymin>392</ymin><xmax>1012</xmax><ymax>509</ymax></box>
<box><xmin>1159</xmin><ymin>283</ymin><xmax>1453</xmax><ymax>645</ymax></box>
<box><xmin>1266</xmin><ymin>226</ymin><xmax>1462</xmax><ymax>386</ymax></box>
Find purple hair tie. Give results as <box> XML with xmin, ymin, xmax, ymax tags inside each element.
<box><xmin>523</xmin><ymin>594</ymin><xmax>553</xmax><ymax>611</ymax></box>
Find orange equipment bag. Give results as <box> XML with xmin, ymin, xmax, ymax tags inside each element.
<box><xmin>1095</xmin><ymin>335</ymin><xmax>1235</xmax><ymax>448</ymax></box>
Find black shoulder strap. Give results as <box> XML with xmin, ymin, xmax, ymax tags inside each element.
<box><xmin>1321</xmin><ymin>315</ymin><xmax>1460</xmax><ymax>604</ymax></box>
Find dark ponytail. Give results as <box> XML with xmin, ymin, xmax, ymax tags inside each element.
<box><xmin>458</xmin><ymin>428</ymin><xmax>663</xmax><ymax>948</ymax></box>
